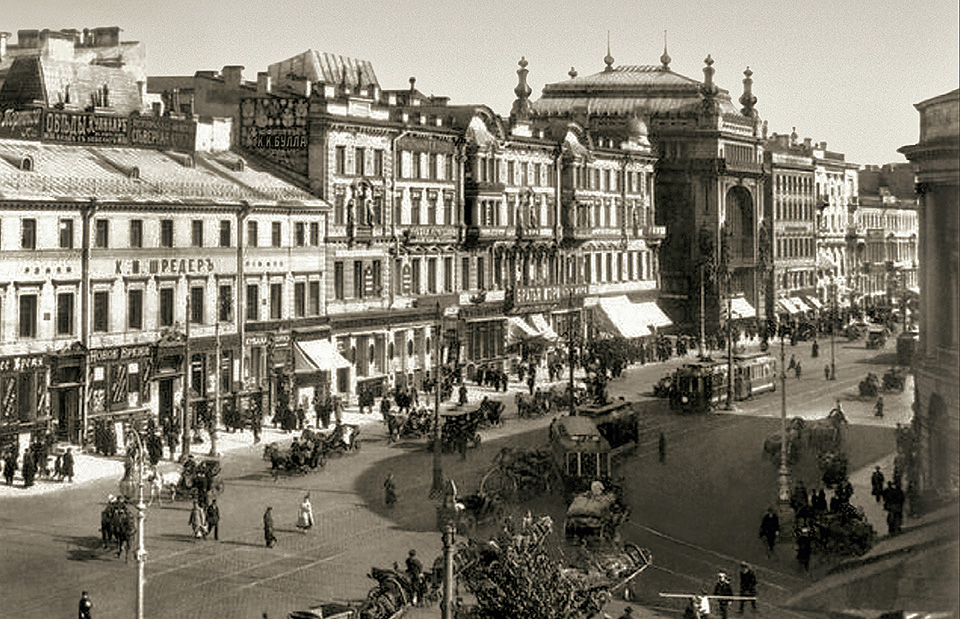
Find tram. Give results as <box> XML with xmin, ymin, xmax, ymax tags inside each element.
<box><xmin>670</xmin><ymin>353</ymin><xmax>777</xmax><ymax>413</ymax></box>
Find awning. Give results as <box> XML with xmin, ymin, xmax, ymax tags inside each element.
<box><xmin>777</xmin><ymin>298</ymin><xmax>799</xmax><ymax>315</ymax></box>
<box><xmin>728</xmin><ymin>296</ymin><xmax>756</xmax><ymax>319</ymax></box>
<box><xmin>596</xmin><ymin>296</ymin><xmax>651</xmax><ymax>338</ymax></box>
<box><xmin>530</xmin><ymin>314</ymin><xmax>559</xmax><ymax>340</ymax></box>
<box><xmin>294</xmin><ymin>340</ymin><xmax>351</xmax><ymax>373</ymax></box>
<box><xmin>790</xmin><ymin>297</ymin><xmax>812</xmax><ymax>313</ymax></box>
<box><xmin>634</xmin><ymin>302</ymin><xmax>673</xmax><ymax>329</ymax></box>
<box><xmin>506</xmin><ymin>316</ymin><xmax>541</xmax><ymax>345</ymax></box>
<box><xmin>803</xmin><ymin>295</ymin><xmax>823</xmax><ymax>310</ymax></box>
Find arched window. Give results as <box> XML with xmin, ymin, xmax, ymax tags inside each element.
<box><xmin>20</xmin><ymin>156</ymin><xmax>34</xmax><ymax>172</ymax></box>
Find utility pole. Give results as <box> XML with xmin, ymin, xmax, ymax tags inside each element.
<box><xmin>182</xmin><ymin>296</ymin><xmax>192</xmax><ymax>458</ymax></box>
<box><xmin>430</xmin><ymin>302</ymin><xmax>444</xmax><ymax>499</ymax></box>
<box><xmin>830</xmin><ymin>282</ymin><xmax>837</xmax><ymax>381</ymax></box>
<box><xmin>725</xmin><ymin>294</ymin><xmax>734</xmax><ymax>409</ymax></box>
<box><xmin>699</xmin><ymin>264</ymin><xmax>707</xmax><ymax>359</ymax></box>
<box><xmin>209</xmin><ymin>320</ymin><xmax>221</xmax><ymax>457</ymax></box>
<box><xmin>130</xmin><ymin>429</ymin><xmax>147</xmax><ymax>619</ymax></box>
<box><xmin>777</xmin><ymin>334</ymin><xmax>792</xmax><ymax>525</ymax></box>
<box><xmin>568</xmin><ymin>290</ymin><xmax>576</xmax><ymax>416</ymax></box>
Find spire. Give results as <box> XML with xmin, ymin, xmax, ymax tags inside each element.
<box><xmin>603</xmin><ymin>31</ymin><xmax>615</xmax><ymax>72</ymax></box>
<box><xmin>701</xmin><ymin>54</ymin><xmax>717</xmax><ymax>96</ymax></box>
<box><xmin>511</xmin><ymin>57</ymin><xmax>533</xmax><ymax>122</ymax></box>
<box><xmin>568</xmin><ymin>67</ymin><xmax>578</xmax><ymax>79</ymax></box>
<box><xmin>739</xmin><ymin>66</ymin><xmax>757</xmax><ymax>117</ymax></box>
<box><xmin>660</xmin><ymin>30</ymin><xmax>671</xmax><ymax>70</ymax></box>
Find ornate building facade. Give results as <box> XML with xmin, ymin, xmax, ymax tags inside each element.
<box><xmin>899</xmin><ymin>89</ymin><xmax>959</xmax><ymax>499</ymax></box>
<box><xmin>812</xmin><ymin>143</ymin><xmax>860</xmax><ymax>307</ymax></box>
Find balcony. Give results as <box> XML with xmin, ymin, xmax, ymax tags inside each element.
<box><xmin>403</xmin><ymin>225</ymin><xmax>459</xmax><ymax>244</ymax></box>
<box><xmin>563</xmin><ymin>225</ymin><xmax>623</xmax><ymax>243</ymax></box>
<box><xmin>464</xmin><ymin>179</ymin><xmax>505</xmax><ymax>195</ymax></box>
<box><xmin>464</xmin><ymin>224</ymin><xmax>514</xmax><ymax>245</ymax></box>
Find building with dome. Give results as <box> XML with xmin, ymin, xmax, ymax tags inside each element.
<box><xmin>531</xmin><ymin>45</ymin><xmax>766</xmax><ymax>335</ymax></box>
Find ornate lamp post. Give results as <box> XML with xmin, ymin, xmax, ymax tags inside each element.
<box><xmin>430</xmin><ymin>302</ymin><xmax>444</xmax><ymax>499</ymax></box>
<box><xmin>777</xmin><ymin>333</ymin><xmax>793</xmax><ymax>524</ymax></box>
<box><xmin>128</xmin><ymin>428</ymin><xmax>147</xmax><ymax>619</ymax></box>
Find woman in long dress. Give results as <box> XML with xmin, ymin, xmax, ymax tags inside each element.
<box><xmin>189</xmin><ymin>500</ymin><xmax>207</xmax><ymax>539</ymax></box>
<box><xmin>296</xmin><ymin>493</ymin><xmax>314</xmax><ymax>533</ymax></box>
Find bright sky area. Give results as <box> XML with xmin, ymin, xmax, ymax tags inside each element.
<box><xmin>7</xmin><ymin>0</ymin><xmax>959</xmax><ymax>165</ymax></box>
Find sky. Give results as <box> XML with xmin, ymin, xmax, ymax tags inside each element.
<box><xmin>7</xmin><ymin>0</ymin><xmax>959</xmax><ymax>165</ymax></box>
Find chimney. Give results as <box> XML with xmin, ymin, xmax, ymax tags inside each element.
<box><xmin>0</xmin><ymin>32</ymin><xmax>9</xmax><ymax>60</ymax></box>
<box><xmin>256</xmin><ymin>72</ymin><xmax>272</xmax><ymax>94</ymax></box>
<box><xmin>819</xmin><ymin>141</ymin><xmax>827</xmax><ymax>150</ymax></box>
<box><xmin>18</xmin><ymin>29</ymin><xmax>40</xmax><ymax>49</ymax></box>
<box><xmin>803</xmin><ymin>138</ymin><xmax>812</xmax><ymax>149</ymax></box>
<box><xmin>222</xmin><ymin>65</ymin><xmax>244</xmax><ymax>89</ymax></box>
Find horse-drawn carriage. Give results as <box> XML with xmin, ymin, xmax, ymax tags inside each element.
<box><xmin>430</xmin><ymin>409</ymin><xmax>484</xmax><ymax>454</ymax></box>
<box><xmin>481</xmin><ymin>446</ymin><xmax>558</xmax><ymax>502</ymax></box>
<box><xmin>384</xmin><ymin>405</ymin><xmax>432</xmax><ymax>442</ymax></box>
<box><xmin>763</xmin><ymin>409</ymin><xmax>848</xmax><ymax>464</ymax></box>
<box><xmin>866</xmin><ymin>326</ymin><xmax>888</xmax><ymax>349</ymax></box>
<box><xmin>882</xmin><ymin>367</ymin><xmax>905</xmax><ymax>392</ymax></box>
<box><xmin>100</xmin><ymin>496</ymin><xmax>136</xmax><ymax>561</ymax></box>
<box><xmin>264</xmin><ymin>424</ymin><xmax>361</xmax><ymax>475</ymax></box>
<box><xmin>564</xmin><ymin>481</ymin><xmax>630</xmax><ymax>542</ymax></box>
<box><xmin>288</xmin><ymin>564</ymin><xmax>417</xmax><ymax>619</ymax></box>
<box><xmin>436</xmin><ymin>478</ymin><xmax>505</xmax><ymax>536</ymax></box>
<box><xmin>516</xmin><ymin>390</ymin><xmax>553</xmax><ymax>419</ymax></box>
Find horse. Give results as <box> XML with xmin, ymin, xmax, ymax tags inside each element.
<box><xmin>762</xmin><ymin>417</ymin><xmax>804</xmax><ymax>464</ymax></box>
<box><xmin>101</xmin><ymin>499</ymin><xmax>136</xmax><ymax>561</ymax></box>
<box><xmin>804</xmin><ymin>409</ymin><xmax>847</xmax><ymax>453</ymax></box>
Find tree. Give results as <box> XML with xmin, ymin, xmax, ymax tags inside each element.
<box><xmin>457</xmin><ymin>515</ymin><xmax>610</xmax><ymax>619</ymax></box>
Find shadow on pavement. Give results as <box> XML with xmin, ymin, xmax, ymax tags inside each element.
<box><xmin>56</xmin><ymin>535</ymin><xmax>118</xmax><ymax>562</ymax></box>
<box><xmin>852</xmin><ymin>352</ymin><xmax>899</xmax><ymax>366</ymax></box>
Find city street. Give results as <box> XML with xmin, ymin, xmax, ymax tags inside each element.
<box><xmin>0</xmin><ymin>338</ymin><xmax>910</xmax><ymax>618</ymax></box>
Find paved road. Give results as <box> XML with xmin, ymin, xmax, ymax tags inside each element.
<box><xmin>0</xmin><ymin>338</ymin><xmax>908</xmax><ymax>618</ymax></box>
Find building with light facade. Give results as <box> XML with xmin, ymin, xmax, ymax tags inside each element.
<box><xmin>899</xmin><ymin>88</ymin><xmax>959</xmax><ymax>500</ymax></box>
<box><xmin>530</xmin><ymin>47</ymin><xmax>764</xmax><ymax>334</ymax></box>
<box><xmin>812</xmin><ymin>143</ymin><xmax>860</xmax><ymax>308</ymax></box>
<box><xmin>854</xmin><ymin>163</ymin><xmax>919</xmax><ymax>310</ymax></box>
<box><xmin>763</xmin><ymin>130</ymin><xmax>819</xmax><ymax>321</ymax></box>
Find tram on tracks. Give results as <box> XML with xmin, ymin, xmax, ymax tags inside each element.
<box><xmin>669</xmin><ymin>353</ymin><xmax>777</xmax><ymax>413</ymax></box>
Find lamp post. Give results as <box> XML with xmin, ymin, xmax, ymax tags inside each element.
<box><xmin>829</xmin><ymin>279</ymin><xmax>837</xmax><ymax>381</ymax></box>
<box><xmin>430</xmin><ymin>302</ymin><xmax>444</xmax><ymax>499</ymax></box>
<box><xmin>567</xmin><ymin>290</ymin><xmax>577</xmax><ymax>416</ymax></box>
<box><xmin>128</xmin><ymin>428</ymin><xmax>147</xmax><ymax>619</ymax></box>
<box><xmin>777</xmin><ymin>333</ymin><xmax>793</xmax><ymax>524</ymax></box>
<box><xmin>441</xmin><ymin>523</ymin><xmax>455</xmax><ymax>619</ymax></box>
<box><xmin>725</xmin><ymin>295</ymin><xmax>734</xmax><ymax>409</ymax></box>
<box><xmin>182</xmin><ymin>296</ymin><xmax>192</xmax><ymax>458</ymax></box>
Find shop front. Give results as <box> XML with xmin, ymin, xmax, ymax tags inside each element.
<box><xmin>86</xmin><ymin>343</ymin><xmax>155</xmax><ymax>444</ymax></box>
<box><xmin>48</xmin><ymin>342</ymin><xmax>87</xmax><ymax>444</ymax></box>
<box><xmin>0</xmin><ymin>353</ymin><xmax>51</xmax><ymax>453</ymax></box>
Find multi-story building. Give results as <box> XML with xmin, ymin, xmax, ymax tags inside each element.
<box><xmin>855</xmin><ymin>163</ymin><xmax>919</xmax><ymax>311</ymax></box>
<box><xmin>763</xmin><ymin>130</ymin><xmax>819</xmax><ymax>321</ymax></box>
<box><xmin>812</xmin><ymin>142</ymin><xmax>860</xmax><ymax>308</ymax></box>
<box><xmin>0</xmin><ymin>45</ymin><xmax>327</xmax><ymax>450</ymax></box>
<box><xmin>530</xmin><ymin>47</ymin><xmax>763</xmax><ymax>334</ymax></box>
<box><xmin>899</xmin><ymin>88</ymin><xmax>959</xmax><ymax>499</ymax></box>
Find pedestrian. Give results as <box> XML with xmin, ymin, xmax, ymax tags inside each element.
<box><xmin>263</xmin><ymin>506</ymin><xmax>277</xmax><ymax>548</ymax></box>
<box><xmin>206</xmin><ymin>499</ymin><xmax>220</xmax><ymax>541</ymax></box>
<box><xmin>658</xmin><ymin>431</ymin><xmax>666</xmax><ymax>464</ymax></box>
<box><xmin>3</xmin><ymin>450</ymin><xmax>16</xmax><ymax>485</ymax></box>
<box><xmin>788</xmin><ymin>355</ymin><xmax>796</xmax><ymax>371</ymax></box>
<box><xmin>794</xmin><ymin>360</ymin><xmax>802</xmax><ymax>379</ymax></box>
<box><xmin>882</xmin><ymin>481</ymin><xmax>905</xmax><ymax>535</ymax></box>
<box><xmin>527</xmin><ymin>371</ymin><xmax>535</xmax><ymax>395</ymax></box>
<box><xmin>297</xmin><ymin>493</ymin><xmax>314</xmax><ymax>534</ymax></box>
<box><xmin>759</xmin><ymin>507</ymin><xmax>779</xmax><ymax>557</ymax></box>
<box><xmin>812</xmin><ymin>339</ymin><xmax>819</xmax><ymax>358</ymax></box>
<box><xmin>875</xmin><ymin>395</ymin><xmax>884</xmax><ymax>418</ymax></box>
<box><xmin>78</xmin><ymin>590</ymin><xmax>93</xmax><ymax>619</ymax></box>
<box><xmin>405</xmin><ymin>549</ymin><xmax>424</xmax><ymax>606</ymax></box>
<box><xmin>824</xmin><ymin>364</ymin><xmax>830</xmax><ymax>380</ymax></box>
<box><xmin>737</xmin><ymin>562</ymin><xmax>757</xmax><ymax>613</ymax></box>
<box><xmin>712</xmin><ymin>572</ymin><xmax>733</xmax><ymax>619</ymax></box>
<box><xmin>54</xmin><ymin>452</ymin><xmax>63</xmax><ymax>481</ymax></box>
<box><xmin>63</xmin><ymin>447</ymin><xmax>75</xmax><ymax>483</ymax></box>
<box><xmin>383</xmin><ymin>473</ymin><xmax>397</xmax><ymax>508</ymax></box>
<box><xmin>22</xmin><ymin>449</ymin><xmax>36</xmax><ymax>488</ymax></box>
<box><xmin>795</xmin><ymin>524</ymin><xmax>813</xmax><ymax>573</ymax></box>
<box><xmin>189</xmin><ymin>500</ymin><xmax>208</xmax><ymax>539</ymax></box>
<box><xmin>458</xmin><ymin>383</ymin><xmax>468</xmax><ymax>407</ymax></box>
<box><xmin>871</xmin><ymin>466</ymin><xmax>885</xmax><ymax>503</ymax></box>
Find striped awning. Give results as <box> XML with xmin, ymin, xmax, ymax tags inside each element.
<box><xmin>803</xmin><ymin>296</ymin><xmax>823</xmax><ymax>310</ymax></box>
<box><xmin>777</xmin><ymin>298</ymin><xmax>800</xmax><ymax>315</ymax></box>
<box><xmin>530</xmin><ymin>314</ymin><xmax>559</xmax><ymax>340</ymax></box>
<box><xmin>790</xmin><ymin>297</ymin><xmax>812</xmax><ymax>313</ymax></box>
<box><xmin>506</xmin><ymin>316</ymin><xmax>541</xmax><ymax>345</ymax></box>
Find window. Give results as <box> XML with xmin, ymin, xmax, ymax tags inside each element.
<box><xmin>411</xmin><ymin>195</ymin><xmax>421</xmax><ymax>225</ymax></box>
<box><xmin>427</xmin><ymin>258</ymin><xmax>437</xmax><ymax>294</ymax></box>
<box><xmin>21</xmin><ymin>219</ymin><xmax>36</xmax><ymax>249</ymax></box>
<box><xmin>270</xmin><ymin>283</ymin><xmax>282</xmax><ymax>319</ymax></box>
<box><xmin>605</xmin><ymin>253</ymin><xmax>613</xmax><ymax>282</ymax></box>
<box><xmin>190</xmin><ymin>287</ymin><xmax>204</xmax><ymax>324</ymax></box>
<box><xmin>427</xmin><ymin>195</ymin><xmax>437</xmax><ymax>225</ymax></box>
<box><xmin>443</xmin><ymin>196</ymin><xmax>452</xmax><ymax>225</ymax></box>
<box><xmin>18</xmin><ymin>294</ymin><xmax>37</xmax><ymax>338</ymax></box>
<box><xmin>309</xmin><ymin>281</ymin><xmax>321</xmax><ymax>315</ymax></box>
<box><xmin>309</xmin><ymin>222</ymin><xmax>320</xmax><ymax>246</ymax></box>
<box><xmin>294</xmin><ymin>282</ymin><xmax>306</xmax><ymax>317</ymax></box>
<box><xmin>57</xmin><ymin>292</ymin><xmax>74</xmax><ymax>335</ymax></box>
<box><xmin>353</xmin><ymin>261</ymin><xmax>364</xmax><ymax>298</ymax></box>
<box><xmin>188</xmin><ymin>220</ymin><xmax>203</xmax><ymax>247</ymax></box>
<box><xmin>128</xmin><ymin>289</ymin><xmax>143</xmax><ymax>330</ymax></box>
<box><xmin>219</xmin><ymin>220</ymin><xmax>231</xmax><ymax>247</ymax></box>
<box><xmin>410</xmin><ymin>258</ymin><xmax>421</xmax><ymax>294</ymax></box>
<box><xmin>95</xmin><ymin>219</ymin><xmax>109</xmax><ymax>248</ymax></box>
<box><xmin>130</xmin><ymin>220</ymin><xmax>143</xmax><ymax>248</ymax></box>
<box><xmin>295</xmin><ymin>222</ymin><xmax>305</xmax><ymax>247</ymax></box>
<box><xmin>334</xmin><ymin>262</ymin><xmax>345</xmax><ymax>300</ymax></box>
<box><xmin>159</xmin><ymin>288</ymin><xmax>174</xmax><ymax>327</ymax></box>
<box><xmin>159</xmin><ymin>219</ymin><xmax>173</xmax><ymax>248</ymax></box>
<box><xmin>336</xmin><ymin>146</ymin><xmax>346</xmax><ymax>174</ymax></box>
<box><xmin>462</xmin><ymin>257</ymin><xmax>470</xmax><ymax>290</ymax></box>
<box><xmin>93</xmin><ymin>291</ymin><xmax>109</xmax><ymax>332</ymax></box>
<box><xmin>444</xmin><ymin>257</ymin><xmax>453</xmax><ymax>292</ymax></box>
<box><xmin>355</xmin><ymin>147</ymin><xmax>365</xmax><ymax>176</ymax></box>
<box><xmin>372</xmin><ymin>260</ymin><xmax>382</xmax><ymax>295</ymax></box>
<box><xmin>413</xmin><ymin>153</ymin><xmax>422</xmax><ymax>179</ymax></box>
<box><xmin>394</xmin><ymin>196</ymin><xmax>403</xmax><ymax>226</ymax></box>
<box><xmin>429</xmin><ymin>153</ymin><xmax>438</xmax><ymax>180</ymax></box>
<box><xmin>507</xmin><ymin>161</ymin><xmax>515</xmax><ymax>185</ymax></box>
<box><xmin>59</xmin><ymin>219</ymin><xmax>74</xmax><ymax>249</ymax></box>
<box><xmin>374</xmin><ymin>149</ymin><xmax>384</xmax><ymax>177</ymax></box>
<box><xmin>477</xmin><ymin>257</ymin><xmax>485</xmax><ymax>290</ymax></box>
<box><xmin>395</xmin><ymin>259</ymin><xmax>403</xmax><ymax>294</ymax></box>
<box><xmin>584</xmin><ymin>255</ymin><xmax>592</xmax><ymax>284</ymax></box>
<box><xmin>246</xmin><ymin>285</ymin><xmax>259</xmax><ymax>320</ymax></box>
<box><xmin>271</xmin><ymin>222</ymin><xmax>281</xmax><ymax>247</ymax></box>
<box><xmin>247</xmin><ymin>221</ymin><xmax>258</xmax><ymax>247</ymax></box>
<box><xmin>445</xmin><ymin>154</ymin><xmax>453</xmax><ymax>180</ymax></box>
<box><xmin>218</xmin><ymin>285</ymin><xmax>232</xmax><ymax>322</ymax></box>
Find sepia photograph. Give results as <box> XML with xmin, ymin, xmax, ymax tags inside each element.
<box><xmin>0</xmin><ymin>1</ymin><xmax>957</xmax><ymax>618</ymax></box>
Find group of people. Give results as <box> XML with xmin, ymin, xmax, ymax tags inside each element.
<box><xmin>1</xmin><ymin>442</ymin><xmax>74</xmax><ymax>488</ymax></box>
<box><xmin>258</xmin><ymin>493</ymin><xmax>314</xmax><ymax>549</ymax></box>
<box><xmin>188</xmin><ymin>498</ymin><xmax>221</xmax><ymax>540</ymax></box>
<box><xmin>871</xmin><ymin>466</ymin><xmax>906</xmax><ymax>535</ymax></box>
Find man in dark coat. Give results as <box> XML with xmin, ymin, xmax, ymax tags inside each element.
<box><xmin>737</xmin><ymin>562</ymin><xmax>757</xmax><ymax>612</ymax></box>
<box><xmin>458</xmin><ymin>383</ymin><xmax>468</xmax><ymax>407</ymax></box>
<box><xmin>206</xmin><ymin>499</ymin><xmax>220</xmax><ymax>541</ymax></box>
<box><xmin>22</xmin><ymin>449</ymin><xmax>36</xmax><ymax>487</ymax></box>
<box><xmin>4</xmin><ymin>451</ymin><xmax>17</xmax><ymax>485</ymax></box>
<box><xmin>795</xmin><ymin>524</ymin><xmax>813</xmax><ymax>573</ymax></box>
<box><xmin>263</xmin><ymin>506</ymin><xmax>276</xmax><ymax>548</ymax></box>
<box><xmin>883</xmin><ymin>481</ymin><xmax>905</xmax><ymax>535</ymax></box>
<box><xmin>759</xmin><ymin>507</ymin><xmax>779</xmax><ymax>557</ymax></box>
<box><xmin>78</xmin><ymin>590</ymin><xmax>93</xmax><ymax>619</ymax></box>
<box><xmin>405</xmin><ymin>549</ymin><xmax>424</xmax><ymax>606</ymax></box>
<box><xmin>871</xmin><ymin>466</ymin><xmax>885</xmax><ymax>503</ymax></box>
<box><xmin>63</xmin><ymin>447</ymin><xmax>75</xmax><ymax>483</ymax></box>
<box><xmin>712</xmin><ymin>572</ymin><xmax>733</xmax><ymax>619</ymax></box>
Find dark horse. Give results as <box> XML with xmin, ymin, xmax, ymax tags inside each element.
<box><xmin>101</xmin><ymin>499</ymin><xmax>136</xmax><ymax>561</ymax></box>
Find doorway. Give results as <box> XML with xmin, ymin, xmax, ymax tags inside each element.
<box><xmin>159</xmin><ymin>378</ymin><xmax>175</xmax><ymax>427</ymax></box>
<box><xmin>53</xmin><ymin>387</ymin><xmax>80</xmax><ymax>443</ymax></box>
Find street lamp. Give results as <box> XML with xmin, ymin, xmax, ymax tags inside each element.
<box><xmin>127</xmin><ymin>428</ymin><xmax>148</xmax><ymax>619</ymax></box>
<box><xmin>430</xmin><ymin>302</ymin><xmax>444</xmax><ymax>499</ymax></box>
<box><xmin>777</xmin><ymin>333</ymin><xmax>793</xmax><ymax>525</ymax></box>
<box><xmin>829</xmin><ymin>279</ymin><xmax>837</xmax><ymax>381</ymax></box>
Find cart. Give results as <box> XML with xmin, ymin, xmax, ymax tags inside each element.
<box><xmin>430</xmin><ymin>409</ymin><xmax>483</xmax><ymax>453</ymax></box>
